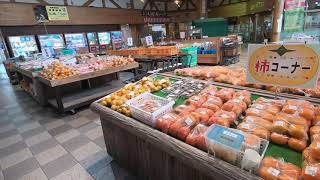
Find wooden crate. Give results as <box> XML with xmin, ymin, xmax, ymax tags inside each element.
<box><xmin>198</xmin><ymin>54</ymin><xmax>220</xmax><ymax>65</ymax></box>
<box><xmin>91</xmin><ymin>104</ymin><xmax>261</xmax><ymax>180</ymax></box>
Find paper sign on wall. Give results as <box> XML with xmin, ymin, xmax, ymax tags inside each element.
<box><xmin>145</xmin><ymin>36</ymin><xmax>153</xmax><ymax>46</ymax></box>
<box><xmin>46</xmin><ymin>6</ymin><xmax>69</xmax><ymax>21</ymax></box>
<box><xmin>127</xmin><ymin>37</ymin><xmax>133</xmax><ymax>46</ymax></box>
<box><xmin>247</xmin><ymin>44</ymin><xmax>320</xmax><ymax>88</ymax></box>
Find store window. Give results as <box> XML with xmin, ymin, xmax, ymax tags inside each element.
<box><xmin>8</xmin><ymin>35</ymin><xmax>38</xmax><ymax>57</ymax></box>
<box><xmin>98</xmin><ymin>32</ymin><xmax>111</xmax><ymax>45</ymax></box>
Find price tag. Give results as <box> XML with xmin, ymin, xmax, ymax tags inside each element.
<box><xmin>184</xmin><ymin>118</ymin><xmax>194</xmax><ymax>126</ymax></box>
<box><xmin>267</xmin><ymin>167</ymin><xmax>280</xmax><ymax>177</ymax></box>
<box><xmin>127</xmin><ymin>37</ymin><xmax>133</xmax><ymax>46</ymax></box>
<box><xmin>305</xmin><ymin>166</ymin><xmax>317</xmax><ymax>176</ymax></box>
<box><xmin>206</xmin><ymin>126</ymin><xmax>244</xmax><ymax>151</ymax></box>
<box><xmin>145</xmin><ymin>36</ymin><xmax>153</xmax><ymax>46</ymax></box>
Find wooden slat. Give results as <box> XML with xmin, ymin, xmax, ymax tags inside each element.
<box><xmin>109</xmin><ymin>0</ymin><xmax>122</xmax><ymax>8</ymax></box>
<box><xmin>37</xmin><ymin>0</ymin><xmax>49</xmax><ymax>5</ymax></box>
<box><xmin>37</xmin><ymin>62</ymin><xmax>139</xmax><ymax>87</ymax></box>
<box><xmin>13</xmin><ymin>66</ymin><xmax>35</xmax><ymax>78</ymax></box>
<box><xmin>90</xmin><ymin>103</ymin><xmax>262</xmax><ymax>180</ymax></box>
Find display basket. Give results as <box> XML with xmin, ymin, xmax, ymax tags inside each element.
<box><xmin>205</xmin><ymin>125</ymin><xmax>269</xmax><ymax>172</ymax></box>
<box><xmin>126</xmin><ymin>93</ymin><xmax>175</xmax><ymax>127</ymax></box>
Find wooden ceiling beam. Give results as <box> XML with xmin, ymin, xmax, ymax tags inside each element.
<box><xmin>37</xmin><ymin>0</ymin><xmax>48</xmax><ymax>5</ymax></box>
<box><xmin>109</xmin><ymin>0</ymin><xmax>122</xmax><ymax>8</ymax></box>
<box><xmin>82</xmin><ymin>0</ymin><xmax>95</xmax><ymax>6</ymax></box>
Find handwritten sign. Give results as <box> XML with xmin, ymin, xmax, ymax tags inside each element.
<box><xmin>46</xmin><ymin>6</ymin><xmax>69</xmax><ymax>21</ymax></box>
<box><xmin>247</xmin><ymin>44</ymin><xmax>320</xmax><ymax>88</ymax></box>
<box><xmin>145</xmin><ymin>36</ymin><xmax>153</xmax><ymax>46</ymax></box>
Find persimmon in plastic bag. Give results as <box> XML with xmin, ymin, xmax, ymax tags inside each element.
<box><xmin>245</xmin><ymin>108</ymin><xmax>274</xmax><ymax>122</ymax></box>
<box><xmin>215</xmin><ymin>88</ymin><xmax>235</xmax><ymax>103</ymax></box>
<box><xmin>309</xmin><ymin>141</ymin><xmax>320</xmax><ymax>161</ymax></box>
<box><xmin>288</xmin><ymin>138</ymin><xmax>307</xmax><ymax>152</ymax></box>
<box><xmin>251</xmin><ymin>103</ymin><xmax>281</xmax><ymax>116</ymax></box>
<box><xmin>259</xmin><ymin>157</ymin><xmax>301</xmax><ymax>180</ymax></box>
<box><xmin>156</xmin><ymin>111</ymin><xmax>184</xmax><ymax>133</ymax></box>
<box><xmin>302</xmin><ymin>164</ymin><xmax>320</xmax><ymax>180</ymax></box>
<box><xmin>185</xmin><ymin>123</ymin><xmax>209</xmax><ymax>151</ymax></box>
<box><xmin>193</xmin><ymin>108</ymin><xmax>214</xmax><ymax>124</ymax></box>
<box><xmin>237</xmin><ymin>122</ymin><xmax>270</xmax><ymax>140</ymax></box>
<box><xmin>233</xmin><ymin>90</ymin><xmax>252</xmax><ymax>106</ymax></box>
<box><xmin>222</xmin><ymin>98</ymin><xmax>247</xmax><ymax>116</ymax></box>
<box><xmin>209</xmin><ymin>110</ymin><xmax>237</xmax><ymax>127</ymax></box>
<box><xmin>270</xmin><ymin>132</ymin><xmax>289</xmax><ymax>145</ymax></box>
<box><xmin>255</xmin><ymin>97</ymin><xmax>285</xmax><ymax>109</ymax></box>
<box><xmin>202</xmin><ymin>96</ymin><xmax>223</xmax><ymax>109</ymax></box>
<box><xmin>244</xmin><ymin>116</ymin><xmax>273</xmax><ymax>131</ymax></box>
<box><xmin>186</xmin><ymin>95</ymin><xmax>207</xmax><ymax>107</ymax></box>
<box><xmin>174</xmin><ymin>104</ymin><xmax>196</xmax><ymax>115</ymax></box>
<box><xmin>310</xmin><ymin>126</ymin><xmax>320</xmax><ymax>136</ymax></box>
<box><xmin>200</xmin><ymin>86</ymin><xmax>218</xmax><ymax>97</ymax></box>
<box><xmin>168</xmin><ymin>115</ymin><xmax>199</xmax><ymax>141</ymax></box>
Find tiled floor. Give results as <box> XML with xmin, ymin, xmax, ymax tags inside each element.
<box><xmin>0</xmin><ymin>66</ymin><xmax>138</xmax><ymax>180</ymax></box>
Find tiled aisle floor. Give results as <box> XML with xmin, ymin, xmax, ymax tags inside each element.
<box><xmin>0</xmin><ymin>68</ymin><xmax>138</xmax><ymax>180</ymax></box>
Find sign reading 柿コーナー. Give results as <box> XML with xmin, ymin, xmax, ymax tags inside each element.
<box><xmin>247</xmin><ymin>44</ymin><xmax>320</xmax><ymax>88</ymax></box>
<box><xmin>46</xmin><ymin>6</ymin><xmax>69</xmax><ymax>21</ymax></box>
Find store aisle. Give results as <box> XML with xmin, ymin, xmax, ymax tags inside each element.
<box><xmin>0</xmin><ymin>76</ymin><xmax>138</xmax><ymax>180</ymax></box>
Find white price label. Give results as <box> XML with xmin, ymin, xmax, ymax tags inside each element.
<box><xmin>127</xmin><ymin>37</ymin><xmax>133</xmax><ymax>46</ymax></box>
<box><xmin>305</xmin><ymin>166</ymin><xmax>318</xmax><ymax>176</ymax></box>
<box><xmin>275</xmin><ymin>121</ymin><xmax>285</xmax><ymax>127</ymax></box>
<box><xmin>267</xmin><ymin>167</ymin><xmax>280</xmax><ymax>177</ymax></box>
<box><xmin>185</xmin><ymin>118</ymin><xmax>194</xmax><ymax>126</ymax></box>
<box><xmin>288</xmin><ymin>105</ymin><xmax>298</xmax><ymax>111</ymax></box>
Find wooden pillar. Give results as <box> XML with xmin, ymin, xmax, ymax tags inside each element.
<box><xmin>271</xmin><ymin>0</ymin><xmax>285</xmax><ymax>42</ymax></box>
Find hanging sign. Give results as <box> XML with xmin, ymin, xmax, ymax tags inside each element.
<box><xmin>127</xmin><ymin>37</ymin><xmax>133</xmax><ymax>47</ymax></box>
<box><xmin>247</xmin><ymin>44</ymin><xmax>320</xmax><ymax>88</ymax></box>
<box><xmin>33</xmin><ymin>5</ymin><xmax>49</xmax><ymax>23</ymax></box>
<box><xmin>284</xmin><ymin>8</ymin><xmax>305</xmax><ymax>33</ymax></box>
<box><xmin>284</xmin><ymin>0</ymin><xmax>306</xmax><ymax>10</ymax></box>
<box><xmin>145</xmin><ymin>36</ymin><xmax>153</xmax><ymax>46</ymax></box>
<box><xmin>46</xmin><ymin>6</ymin><xmax>69</xmax><ymax>21</ymax></box>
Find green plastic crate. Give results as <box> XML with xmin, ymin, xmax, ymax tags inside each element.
<box><xmin>181</xmin><ymin>47</ymin><xmax>198</xmax><ymax>67</ymax></box>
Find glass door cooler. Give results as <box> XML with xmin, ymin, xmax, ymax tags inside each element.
<box><xmin>64</xmin><ymin>33</ymin><xmax>89</xmax><ymax>54</ymax></box>
<box><xmin>111</xmin><ymin>31</ymin><xmax>123</xmax><ymax>50</ymax></box>
<box><xmin>38</xmin><ymin>34</ymin><xmax>65</xmax><ymax>57</ymax></box>
<box><xmin>8</xmin><ymin>35</ymin><xmax>39</xmax><ymax>57</ymax></box>
<box><xmin>97</xmin><ymin>32</ymin><xmax>112</xmax><ymax>52</ymax></box>
<box><xmin>87</xmin><ymin>32</ymin><xmax>100</xmax><ymax>53</ymax></box>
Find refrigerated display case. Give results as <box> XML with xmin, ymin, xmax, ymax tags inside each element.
<box><xmin>64</xmin><ymin>33</ymin><xmax>89</xmax><ymax>54</ymax></box>
<box><xmin>38</xmin><ymin>34</ymin><xmax>65</xmax><ymax>57</ymax></box>
<box><xmin>87</xmin><ymin>32</ymin><xmax>99</xmax><ymax>53</ymax></box>
<box><xmin>111</xmin><ymin>31</ymin><xmax>123</xmax><ymax>50</ymax></box>
<box><xmin>97</xmin><ymin>32</ymin><xmax>112</xmax><ymax>52</ymax></box>
<box><xmin>8</xmin><ymin>36</ymin><xmax>38</xmax><ymax>57</ymax></box>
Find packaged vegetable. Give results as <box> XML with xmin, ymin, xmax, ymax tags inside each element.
<box><xmin>175</xmin><ymin>104</ymin><xmax>196</xmax><ymax>115</ymax></box>
<box><xmin>271</xmin><ymin>132</ymin><xmax>289</xmax><ymax>145</ymax></box>
<box><xmin>276</xmin><ymin>113</ymin><xmax>309</xmax><ymax>127</ymax></box>
<box><xmin>212</xmin><ymin>110</ymin><xmax>237</xmax><ymax>127</ymax></box>
<box><xmin>302</xmin><ymin>164</ymin><xmax>320</xmax><ymax>180</ymax></box>
<box><xmin>245</xmin><ymin>108</ymin><xmax>274</xmax><ymax>122</ymax></box>
<box><xmin>168</xmin><ymin>115</ymin><xmax>199</xmax><ymax>141</ymax></box>
<box><xmin>251</xmin><ymin>103</ymin><xmax>281</xmax><ymax>116</ymax></box>
<box><xmin>203</xmin><ymin>96</ymin><xmax>223</xmax><ymax>108</ymax></box>
<box><xmin>272</xmin><ymin>120</ymin><xmax>289</xmax><ymax>134</ymax></box>
<box><xmin>237</xmin><ymin>122</ymin><xmax>270</xmax><ymax>140</ymax></box>
<box><xmin>232</xmin><ymin>90</ymin><xmax>252</xmax><ymax>106</ymax></box>
<box><xmin>288</xmin><ymin>138</ymin><xmax>307</xmax><ymax>152</ymax></box>
<box><xmin>283</xmin><ymin>105</ymin><xmax>315</xmax><ymax>122</ymax></box>
<box><xmin>255</xmin><ymin>97</ymin><xmax>285</xmax><ymax>109</ymax></box>
<box><xmin>309</xmin><ymin>141</ymin><xmax>320</xmax><ymax>161</ymax></box>
<box><xmin>215</xmin><ymin>88</ymin><xmax>235</xmax><ymax>102</ymax></box>
<box><xmin>288</xmin><ymin>124</ymin><xmax>308</xmax><ymax>139</ymax></box>
<box><xmin>156</xmin><ymin>111</ymin><xmax>184</xmax><ymax>133</ymax></box>
<box><xmin>222</xmin><ymin>98</ymin><xmax>247</xmax><ymax>116</ymax></box>
<box><xmin>242</xmin><ymin>134</ymin><xmax>261</xmax><ymax>152</ymax></box>
<box><xmin>201</xmin><ymin>97</ymin><xmax>221</xmax><ymax>112</ymax></box>
<box><xmin>259</xmin><ymin>157</ymin><xmax>301</xmax><ymax>180</ymax></box>
<box><xmin>287</xmin><ymin>99</ymin><xmax>315</xmax><ymax>110</ymax></box>
<box><xmin>244</xmin><ymin>116</ymin><xmax>273</xmax><ymax>131</ymax></box>
<box><xmin>186</xmin><ymin>95</ymin><xmax>207</xmax><ymax>107</ymax></box>
<box><xmin>193</xmin><ymin>108</ymin><xmax>214</xmax><ymax>124</ymax></box>
<box><xmin>185</xmin><ymin>123</ymin><xmax>208</xmax><ymax>151</ymax></box>
<box><xmin>200</xmin><ymin>86</ymin><xmax>218</xmax><ymax>96</ymax></box>
<box><xmin>310</xmin><ymin>126</ymin><xmax>320</xmax><ymax>136</ymax></box>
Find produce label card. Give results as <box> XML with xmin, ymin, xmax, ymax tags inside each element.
<box><xmin>247</xmin><ymin>44</ymin><xmax>320</xmax><ymax>88</ymax></box>
<box><xmin>207</xmin><ymin>126</ymin><xmax>244</xmax><ymax>151</ymax></box>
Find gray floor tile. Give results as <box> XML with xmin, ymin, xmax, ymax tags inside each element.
<box><xmin>62</xmin><ymin>135</ymin><xmax>91</xmax><ymax>152</ymax></box>
<box><xmin>0</xmin><ymin>148</ymin><xmax>33</xmax><ymax>169</ymax></box>
<box><xmin>29</xmin><ymin>138</ymin><xmax>58</xmax><ymax>155</ymax></box>
<box><xmin>19</xmin><ymin>167</ymin><xmax>48</xmax><ymax>180</ymax></box>
<box><xmin>0</xmin><ymin>141</ymin><xmax>27</xmax><ymax>159</ymax></box>
<box><xmin>50</xmin><ymin>164</ymin><xmax>93</xmax><ymax>180</ymax></box>
<box><xmin>92</xmin><ymin>164</ymin><xmax>115</xmax><ymax>180</ymax></box>
<box><xmin>21</xmin><ymin>126</ymin><xmax>45</xmax><ymax>140</ymax></box>
<box><xmin>93</xmin><ymin>136</ymin><xmax>106</xmax><ymax>149</ymax></box>
<box><xmin>0</xmin><ymin>129</ymin><xmax>18</xmax><ymax>140</ymax></box>
<box><xmin>42</xmin><ymin>154</ymin><xmax>77</xmax><ymax>179</ymax></box>
<box><xmin>2</xmin><ymin>158</ymin><xmax>39</xmax><ymax>180</ymax></box>
<box><xmin>77</xmin><ymin>122</ymin><xmax>98</xmax><ymax>134</ymax></box>
<box><xmin>48</xmin><ymin>124</ymin><xmax>72</xmax><ymax>136</ymax></box>
<box><xmin>80</xmin><ymin>150</ymin><xmax>112</xmax><ymax>170</ymax></box>
<box><xmin>68</xmin><ymin>116</ymin><xmax>92</xmax><ymax>128</ymax></box>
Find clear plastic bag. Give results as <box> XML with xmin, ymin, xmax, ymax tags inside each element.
<box><xmin>222</xmin><ymin>98</ymin><xmax>247</xmax><ymax>116</ymax></box>
<box><xmin>259</xmin><ymin>157</ymin><xmax>301</xmax><ymax>180</ymax></box>
<box><xmin>185</xmin><ymin>123</ymin><xmax>209</xmax><ymax>151</ymax></box>
<box><xmin>192</xmin><ymin>108</ymin><xmax>214</xmax><ymax>124</ymax></box>
<box><xmin>209</xmin><ymin>110</ymin><xmax>237</xmax><ymax>127</ymax></box>
<box><xmin>244</xmin><ymin>116</ymin><xmax>273</xmax><ymax>131</ymax></box>
<box><xmin>245</xmin><ymin>108</ymin><xmax>274</xmax><ymax>122</ymax></box>
<box><xmin>237</xmin><ymin>122</ymin><xmax>270</xmax><ymax>140</ymax></box>
<box><xmin>168</xmin><ymin>115</ymin><xmax>199</xmax><ymax>141</ymax></box>
<box><xmin>215</xmin><ymin>88</ymin><xmax>235</xmax><ymax>103</ymax></box>
<box><xmin>233</xmin><ymin>90</ymin><xmax>252</xmax><ymax>106</ymax></box>
<box><xmin>186</xmin><ymin>95</ymin><xmax>207</xmax><ymax>107</ymax></box>
<box><xmin>156</xmin><ymin>111</ymin><xmax>184</xmax><ymax>133</ymax></box>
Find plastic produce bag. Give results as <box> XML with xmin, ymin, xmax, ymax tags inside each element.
<box><xmin>237</xmin><ymin>122</ymin><xmax>270</xmax><ymax>140</ymax></box>
<box><xmin>222</xmin><ymin>98</ymin><xmax>247</xmax><ymax>116</ymax></box>
<box><xmin>168</xmin><ymin>115</ymin><xmax>199</xmax><ymax>141</ymax></box>
<box><xmin>215</xmin><ymin>88</ymin><xmax>235</xmax><ymax>103</ymax></box>
<box><xmin>186</xmin><ymin>123</ymin><xmax>209</xmax><ymax>151</ymax></box>
<box><xmin>192</xmin><ymin>108</ymin><xmax>214</xmax><ymax>124</ymax></box>
<box><xmin>208</xmin><ymin>110</ymin><xmax>237</xmax><ymax>127</ymax></box>
<box><xmin>233</xmin><ymin>90</ymin><xmax>252</xmax><ymax>106</ymax></box>
<box><xmin>156</xmin><ymin>111</ymin><xmax>184</xmax><ymax>133</ymax></box>
<box><xmin>186</xmin><ymin>95</ymin><xmax>207</xmax><ymax>107</ymax></box>
<box><xmin>245</xmin><ymin>108</ymin><xmax>274</xmax><ymax>122</ymax></box>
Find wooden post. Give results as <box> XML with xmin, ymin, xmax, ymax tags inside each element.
<box><xmin>271</xmin><ymin>0</ymin><xmax>285</xmax><ymax>42</ymax></box>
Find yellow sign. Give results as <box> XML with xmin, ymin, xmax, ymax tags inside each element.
<box><xmin>46</xmin><ymin>6</ymin><xmax>69</xmax><ymax>21</ymax></box>
<box><xmin>247</xmin><ymin>44</ymin><xmax>320</xmax><ymax>88</ymax></box>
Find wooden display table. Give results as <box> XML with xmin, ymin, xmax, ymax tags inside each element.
<box><xmin>36</xmin><ymin>62</ymin><xmax>139</xmax><ymax>113</ymax></box>
<box><xmin>90</xmin><ymin>102</ymin><xmax>261</xmax><ymax>180</ymax></box>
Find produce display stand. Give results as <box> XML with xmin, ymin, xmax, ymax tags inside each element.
<box><xmin>36</xmin><ymin>62</ymin><xmax>139</xmax><ymax>113</ymax></box>
<box><xmin>14</xmin><ymin>65</ymin><xmax>47</xmax><ymax>105</ymax></box>
<box><xmin>90</xmin><ymin>104</ymin><xmax>261</xmax><ymax>180</ymax></box>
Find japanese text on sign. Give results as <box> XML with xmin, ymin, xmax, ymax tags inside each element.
<box><xmin>247</xmin><ymin>44</ymin><xmax>320</xmax><ymax>88</ymax></box>
<box><xmin>45</xmin><ymin>6</ymin><xmax>69</xmax><ymax>21</ymax></box>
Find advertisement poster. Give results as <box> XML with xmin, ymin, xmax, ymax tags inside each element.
<box><xmin>247</xmin><ymin>44</ymin><xmax>320</xmax><ymax>88</ymax></box>
<box><xmin>46</xmin><ymin>6</ymin><xmax>69</xmax><ymax>21</ymax></box>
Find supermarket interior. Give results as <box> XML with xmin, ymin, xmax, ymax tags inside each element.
<box><xmin>0</xmin><ymin>0</ymin><xmax>320</xmax><ymax>180</ymax></box>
